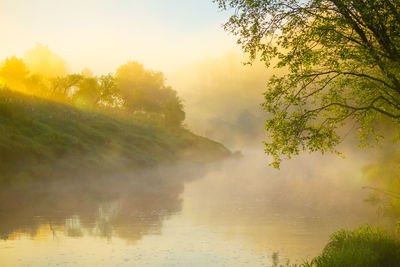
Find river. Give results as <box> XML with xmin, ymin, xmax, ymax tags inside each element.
<box><xmin>0</xmin><ymin>149</ymin><xmax>391</xmax><ymax>266</ymax></box>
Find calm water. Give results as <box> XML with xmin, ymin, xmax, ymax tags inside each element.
<box><xmin>0</xmin><ymin>150</ymin><xmax>390</xmax><ymax>266</ymax></box>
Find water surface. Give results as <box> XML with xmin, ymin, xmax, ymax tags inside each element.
<box><xmin>0</xmin><ymin>150</ymin><xmax>389</xmax><ymax>266</ymax></box>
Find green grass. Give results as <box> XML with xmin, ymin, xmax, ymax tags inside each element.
<box><xmin>304</xmin><ymin>225</ymin><xmax>400</xmax><ymax>267</ymax></box>
<box><xmin>0</xmin><ymin>89</ymin><xmax>230</xmax><ymax>182</ymax></box>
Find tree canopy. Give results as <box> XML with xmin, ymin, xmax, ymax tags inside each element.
<box><xmin>116</xmin><ymin>62</ymin><xmax>185</xmax><ymax>127</ymax></box>
<box><xmin>0</xmin><ymin>51</ymin><xmax>185</xmax><ymax>128</ymax></box>
<box><xmin>0</xmin><ymin>56</ymin><xmax>30</xmax><ymax>91</ymax></box>
<box><xmin>215</xmin><ymin>0</ymin><xmax>400</xmax><ymax>167</ymax></box>
<box><xmin>24</xmin><ymin>43</ymin><xmax>67</xmax><ymax>78</ymax></box>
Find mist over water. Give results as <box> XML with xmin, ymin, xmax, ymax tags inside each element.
<box><xmin>1</xmin><ymin>1</ymin><xmax>399</xmax><ymax>266</ymax></box>
<box><xmin>1</xmin><ymin>43</ymin><xmax>397</xmax><ymax>266</ymax></box>
<box><xmin>0</xmin><ymin>148</ymin><xmax>390</xmax><ymax>266</ymax></box>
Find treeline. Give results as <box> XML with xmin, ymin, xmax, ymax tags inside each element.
<box><xmin>0</xmin><ymin>44</ymin><xmax>185</xmax><ymax>127</ymax></box>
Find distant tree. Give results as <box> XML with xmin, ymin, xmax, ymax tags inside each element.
<box><xmin>24</xmin><ymin>74</ymin><xmax>50</xmax><ymax>96</ymax></box>
<box><xmin>215</xmin><ymin>0</ymin><xmax>400</xmax><ymax>167</ymax></box>
<box><xmin>73</xmin><ymin>77</ymin><xmax>100</xmax><ymax>108</ymax></box>
<box><xmin>0</xmin><ymin>56</ymin><xmax>30</xmax><ymax>91</ymax></box>
<box><xmin>116</xmin><ymin>61</ymin><xmax>167</xmax><ymax>112</ymax></box>
<box><xmin>163</xmin><ymin>93</ymin><xmax>186</xmax><ymax>128</ymax></box>
<box><xmin>50</xmin><ymin>74</ymin><xmax>82</xmax><ymax>99</ymax></box>
<box><xmin>115</xmin><ymin>61</ymin><xmax>185</xmax><ymax>125</ymax></box>
<box><xmin>70</xmin><ymin>74</ymin><xmax>120</xmax><ymax>108</ymax></box>
<box><xmin>97</xmin><ymin>74</ymin><xmax>121</xmax><ymax>107</ymax></box>
<box><xmin>24</xmin><ymin>43</ymin><xmax>66</xmax><ymax>78</ymax></box>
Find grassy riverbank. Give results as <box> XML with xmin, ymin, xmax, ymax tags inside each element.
<box><xmin>0</xmin><ymin>89</ymin><xmax>230</xmax><ymax>183</ymax></box>
<box><xmin>304</xmin><ymin>226</ymin><xmax>400</xmax><ymax>267</ymax></box>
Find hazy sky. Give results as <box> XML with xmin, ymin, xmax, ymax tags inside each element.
<box><xmin>0</xmin><ymin>0</ymin><xmax>237</xmax><ymax>75</ymax></box>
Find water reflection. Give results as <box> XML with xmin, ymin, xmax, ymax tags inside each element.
<box><xmin>181</xmin><ymin>150</ymin><xmax>392</xmax><ymax>260</ymax></box>
<box><xmin>0</xmin><ymin>164</ymin><xmax>209</xmax><ymax>243</ymax></box>
<box><xmin>0</xmin><ymin>151</ymin><xmax>394</xmax><ymax>266</ymax></box>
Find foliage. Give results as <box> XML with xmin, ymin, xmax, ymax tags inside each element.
<box><xmin>50</xmin><ymin>73</ymin><xmax>82</xmax><ymax>99</ymax></box>
<box><xmin>24</xmin><ymin>74</ymin><xmax>50</xmax><ymax>96</ymax></box>
<box><xmin>215</xmin><ymin>0</ymin><xmax>400</xmax><ymax>167</ymax></box>
<box><xmin>304</xmin><ymin>225</ymin><xmax>400</xmax><ymax>267</ymax></box>
<box><xmin>0</xmin><ymin>48</ymin><xmax>185</xmax><ymax>128</ymax></box>
<box><xmin>97</xmin><ymin>74</ymin><xmax>121</xmax><ymax>107</ymax></box>
<box><xmin>0</xmin><ymin>56</ymin><xmax>30</xmax><ymax>91</ymax></box>
<box><xmin>115</xmin><ymin>61</ymin><xmax>185</xmax><ymax>126</ymax></box>
<box><xmin>116</xmin><ymin>61</ymin><xmax>166</xmax><ymax>112</ymax></box>
<box><xmin>0</xmin><ymin>89</ymin><xmax>230</xmax><ymax>183</ymax></box>
<box><xmin>163</xmin><ymin>95</ymin><xmax>186</xmax><ymax>128</ymax></box>
<box><xmin>24</xmin><ymin>43</ymin><xmax>66</xmax><ymax>78</ymax></box>
<box><xmin>73</xmin><ymin>77</ymin><xmax>100</xmax><ymax>108</ymax></box>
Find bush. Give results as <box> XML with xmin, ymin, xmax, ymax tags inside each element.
<box><xmin>304</xmin><ymin>226</ymin><xmax>400</xmax><ymax>267</ymax></box>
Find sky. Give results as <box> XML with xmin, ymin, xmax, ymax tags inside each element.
<box><xmin>0</xmin><ymin>0</ymin><xmax>237</xmax><ymax>75</ymax></box>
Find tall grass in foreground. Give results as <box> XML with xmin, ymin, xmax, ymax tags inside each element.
<box><xmin>304</xmin><ymin>226</ymin><xmax>400</xmax><ymax>267</ymax></box>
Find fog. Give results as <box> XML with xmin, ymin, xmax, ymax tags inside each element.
<box><xmin>24</xmin><ymin>43</ymin><xmax>67</xmax><ymax>78</ymax></box>
<box><xmin>1</xmin><ymin>1</ymin><xmax>399</xmax><ymax>266</ymax></box>
<box><xmin>0</xmin><ymin>148</ymin><xmax>393</xmax><ymax>266</ymax></box>
<box><xmin>169</xmin><ymin>52</ymin><xmax>275</xmax><ymax>149</ymax></box>
<box><xmin>0</xmin><ymin>0</ymin><xmax>235</xmax><ymax>75</ymax></box>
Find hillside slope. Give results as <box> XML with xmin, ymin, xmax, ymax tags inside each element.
<box><xmin>0</xmin><ymin>90</ymin><xmax>230</xmax><ymax>182</ymax></box>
